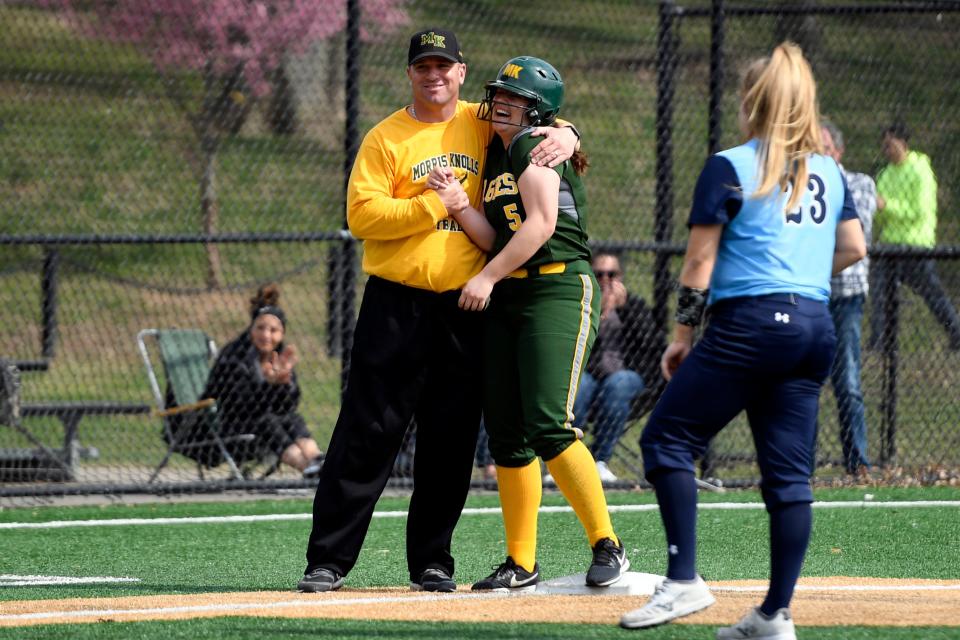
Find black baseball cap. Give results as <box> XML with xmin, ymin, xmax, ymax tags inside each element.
<box><xmin>408</xmin><ymin>28</ymin><xmax>463</xmax><ymax>66</ymax></box>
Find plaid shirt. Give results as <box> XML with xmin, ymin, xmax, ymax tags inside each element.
<box><xmin>831</xmin><ymin>166</ymin><xmax>876</xmax><ymax>299</ymax></box>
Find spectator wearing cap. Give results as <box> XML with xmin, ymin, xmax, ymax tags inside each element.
<box><xmin>298</xmin><ymin>27</ymin><xmax>581</xmax><ymax>595</ymax></box>
<box><xmin>202</xmin><ymin>283</ymin><xmax>323</xmax><ymax>478</ymax></box>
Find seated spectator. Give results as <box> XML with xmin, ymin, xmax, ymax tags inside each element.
<box><xmin>571</xmin><ymin>252</ymin><xmax>660</xmax><ymax>483</ymax></box>
<box><xmin>203</xmin><ymin>283</ymin><xmax>324</xmax><ymax>478</ymax></box>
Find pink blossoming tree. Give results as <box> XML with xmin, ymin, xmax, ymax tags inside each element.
<box><xmin>49</xmin><ymin>0</ymin><xmax>408</xmax><ymax>287</ymax></box>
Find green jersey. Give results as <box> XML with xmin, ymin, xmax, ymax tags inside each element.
<box><xmin>481</xmin><ymin>129</ymin><xmax>591</xmax><ymax>267</ymax></box>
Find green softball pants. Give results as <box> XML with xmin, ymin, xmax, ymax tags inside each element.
<box><xmin>483</xmin><ymin>263</ymin><xmax>600</xmax><ymax>467</ymax></box>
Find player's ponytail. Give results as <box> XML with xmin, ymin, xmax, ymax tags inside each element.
<box><xmin>571</xmin><ymin>149</ymin><xmax>590</xmax><ymax>176</ymax></box>
<box><xmin>739</xmin><ymin>42</ymin><xmax>822</xmax><ymax>213</ymax></box>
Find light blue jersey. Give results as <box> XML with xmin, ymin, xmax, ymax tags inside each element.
<box><xmin>689</xmin><ymin>138</ymin><xmax>858</xmax><ymax>304</ymax></box>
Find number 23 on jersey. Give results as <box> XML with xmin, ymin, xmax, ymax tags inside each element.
<box><xmin>785</xmin><ymin>174</ymin><xmax>827</xmax><ymax>225</ymax></box>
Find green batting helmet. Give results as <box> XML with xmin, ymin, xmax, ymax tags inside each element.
<box><xmin>480</xmin><ymin>56</ymin><xmax>564</xmax><ymax>126</ymax></box>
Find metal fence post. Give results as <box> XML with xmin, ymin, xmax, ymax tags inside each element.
<box><xmin>880</xmin><ymin>257</ymin><xmax>900</xmax><ymax>465</ymax></box>
<box><xmin>41</xmin><ymin>247</ymin><xmax>59</xmax><ymax>359</ymax></box>
<box><xmin>708</xmin><ymin>0</ymin><xmax>725</xmax><ymax>156</ymax></box>
<box><xmin>337</xmin><ymin>0</ymin><xmax>361</xmax><ymax>394</ymax></box>
<box><xmin>698</xmin><ymin>0</ymin><xmax>727</xmax><ymax>481</ymax></box>
<box><xmin>326</xmin><ymin>253</ymin><xmax>342</xmax><ymax>359</ymax></box>
<box><xmin>654</xmin><ymin>0</ymin><xmax>679</xmax><ymax>341</ymax></box>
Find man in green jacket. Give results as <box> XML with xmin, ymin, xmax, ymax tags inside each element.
<box><xmin>870</xmin><ymin>122</ymin><xmax>960</xmax><ymax>350</ymax></box>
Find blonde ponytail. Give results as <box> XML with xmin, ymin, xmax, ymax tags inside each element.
<box><xmin>740</xmin><ymin>42</ymin><xmax>822</xmax><ymax>213</ymax></box>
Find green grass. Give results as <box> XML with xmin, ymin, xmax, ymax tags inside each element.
<box><xmin>0</xmin><ymin>489</ymin><xmax>958</xmax><ymax>637</ymax></box>
<box><xmin>0</xmin><ymin>488</ymin><xmax>958</xmax><ymax>601</ymax></box>
<box><xmin>4</xmin><ymin>619</ymin><xmax>960</xmax><ymax>640</ymax></box>
<box><xmin>0</xmin><ymin>486</ymin><xmax>956</xmax><ymax>523</ymax></box>
<box><xmin>3</xmin><ymin>618</ymin><xmax>959</xmax><ymax>640</ymax></box>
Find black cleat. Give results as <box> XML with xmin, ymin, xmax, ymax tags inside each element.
<box><xmin>471</xmin><ymin>557</ymin><xmax>539</xmax><ymax>592</ymax></box>
<box><xmin>411</xmin><ymin>567</ymin><xmax>456</xmax><ymax>592</ymax></box>
<box><xmin>297</xmin><ymin>566</ymin><xmax>344</xmax><ymax>593</ymax></box>
<box><xmin>586</xmin><ymin>537</ymin><xmax>630</xmax><ymax>587</ymax></box>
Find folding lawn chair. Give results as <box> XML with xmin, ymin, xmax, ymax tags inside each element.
<box><xmin>137</xmin><ymin>328</ymin><xmax>260</xmax><ymax>483</ymax></box>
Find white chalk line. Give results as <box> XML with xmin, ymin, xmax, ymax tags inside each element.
<box><xmin>0</xmin><ymin>591</ymin><xmax>506</xmax><ymax>622</ymax></box>
<box><xmin>713</xmin><ymin>584</ymin><xmax>960</xmax><ymax>593</ymax></box>
<box><xmin>0</xmin><ymin>575</ymin><xmax>141</xmax><ymax>587</ymax></box>
<box><xmin>0</xmin><ymin>500</ymin><xmax>957</xmax><ymax>530</ymax></box>
<box><xmin>4</xmin><ymin>582</ymin><xmax>960</xmax><ymax>623</ymax></box>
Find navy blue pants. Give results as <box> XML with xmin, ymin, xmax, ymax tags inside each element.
<box><xmin>642</xmin><ymin>294</ymin><xmax>836</xmax><ymax>507</ymax></box>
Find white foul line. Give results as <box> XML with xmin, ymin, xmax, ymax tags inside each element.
<box><xmin>0</xmin><ymin>501</ymin><xmax>956</xmax><ymax>530</ymax></box>
<box><xmin>0</xmin><ymin>591</ymin><xmax>506</xmax><ymax>622</ymax></box>
<box><xmin>4</xmin><ymin>582</ymin><xmax>960</xmax><ymax>623</ymax></box>
<box><xmin>713</xmin><ymin>584</ymin><xmax>960</xmax><ymax>593</ymax></box>
<box><xmin>0</xmin><ymin>575</ymin><xmax>141</xmax><ymax>587</ymax></box>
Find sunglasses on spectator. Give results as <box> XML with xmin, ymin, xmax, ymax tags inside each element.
<box><xmin>595</xmin><ymin>270</ymin><xmax>621</xmax><ymax>279</ymax></box>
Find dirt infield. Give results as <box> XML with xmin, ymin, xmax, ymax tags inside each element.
<box><xmin>2</xmin><ymin>577</ymin><xmax>959</xmax><ymax>628</ymax></box>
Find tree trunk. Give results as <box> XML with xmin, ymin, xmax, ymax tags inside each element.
<box><xmin>216</xmin><ymin>66</ymin><xmax>254</xmax><ymax>136</ymax></box>
<box><xmin>266</xmin><ymin>63</ymin><xmax>298</xmax><ymax>135</ymax></box>
<box><xmin>199</xmin><ymin>61</ymin><xmax>224</xmax><ymax>290</ymax></box>
<box><xmin>200</xmin><ymin>132</ymin><xmax>223</xmax><ymax>290</ymax></box>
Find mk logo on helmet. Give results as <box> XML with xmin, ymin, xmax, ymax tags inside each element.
<box><xmin>502</xmin><ymin>64</ymin><xmax>523</xmax><ymax>79</ymax></box>
<box><xmin>420</xmin><ymin>32</ymin><xmax>446</xmax><ymax>48</ymax></box>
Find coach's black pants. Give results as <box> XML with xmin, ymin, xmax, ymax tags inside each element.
<box><xmin>305</xmin><ymin>276</ymin><xmax>483</xmax><ymax>582</ymax></box>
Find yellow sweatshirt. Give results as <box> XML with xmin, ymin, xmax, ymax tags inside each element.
<box><xmin>346</xmin><ymin>101</ymin><xmax>490</xmax><ymax>293</ymax></box>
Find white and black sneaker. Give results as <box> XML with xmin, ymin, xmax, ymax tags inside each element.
<box><xmin>716</xmin><ymin>606</ymin><xmax>796</xmax><ymax>640</ymax></box>
<box><xmin>471</xmin><ymin>557</ymin><xmax>539</xmax><ymax>592</ymax></box>
<box><xmin>586</xmin><ymin>537</ymin><xmax>630</xmax><ymax>586</ymax></box>
<box><xmin>620</xmin><ymin>575</ymin><xmax>715</xmax><ymax>629</ymax></box>
<box><xmin>596</xmin><ymin>461</ymin><xmax>619</xmax><ymax>484</ymax></box>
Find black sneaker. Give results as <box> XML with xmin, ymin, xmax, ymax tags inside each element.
<box><xmin>302</xmin><ymin>455</ymin><xmax>324</xmax><ymax>479</ymax></box>
<box><xmin>471</xmin><ymin>557</ymin><xmax>539</xmax><ymax>592</ymax></box>
<box><xmin>586</xmin><ymin>537</ymin><xmax>630</xmax><ymax>587</ymax></box>
<box><xmin>411</xmin><ymin>567</ymin><xmax>456</xmax><ymax>592</ymax></box>
<box><xmin>297</xmin><ymin>566</ymin><xmax>344</xmax><ymax>592</ymax></box>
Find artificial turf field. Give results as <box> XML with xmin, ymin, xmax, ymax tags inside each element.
<box><xmin>1</xmin><ymin>486</ymin><xmax>958</xmax><ymax>638</ymax></box>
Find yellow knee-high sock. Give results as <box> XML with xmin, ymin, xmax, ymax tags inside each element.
<box><xmin>545</xmin><ymin>440</ymin><xmax>616</xmax><ymax>546</ymax></box>
<box><xmin>496</xmin><ymin>459</ymin><xmax>542</xmax><ymax>572</ymax></box>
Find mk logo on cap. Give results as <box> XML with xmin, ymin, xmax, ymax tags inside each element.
<box><xmin>502</xmin><ymin>63</ymin><xmax>523</xmax><ymax>79</ymax></box>
<box><xmin>420</xmin><ymin>32</ymin><xmax>446</xmax><ymax>48</ymax></box>
<box><xmin>408</xmin><ymin>28</ymin><xmax>462</xmax><ymax>65</ymax></box>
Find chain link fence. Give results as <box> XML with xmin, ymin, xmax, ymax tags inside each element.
<box><xmin>2</xmin><ymin>0</ymin><xmax>959</xmax><ymax>500</ymax></box>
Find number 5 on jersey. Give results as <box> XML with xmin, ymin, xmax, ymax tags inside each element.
<box><xmin>503</xmin><ymin>202</ymin><xmax>522</xmax><ymax>230</ymax></box>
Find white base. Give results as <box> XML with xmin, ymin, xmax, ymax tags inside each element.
<box><xmin>534</xmin><ymin>571</ymin><xmax>663</xmax><ymax>596</ymax></box>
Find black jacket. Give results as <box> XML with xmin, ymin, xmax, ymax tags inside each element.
<box><xmin>202</xmin><ymin>331</ymin><xmax>301</xmax><ymax>435</ymax></box>
<box><xmin>588</xmin><ymin>294</ymin><xmax>663</xmax><ymax>387</ymax></box>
